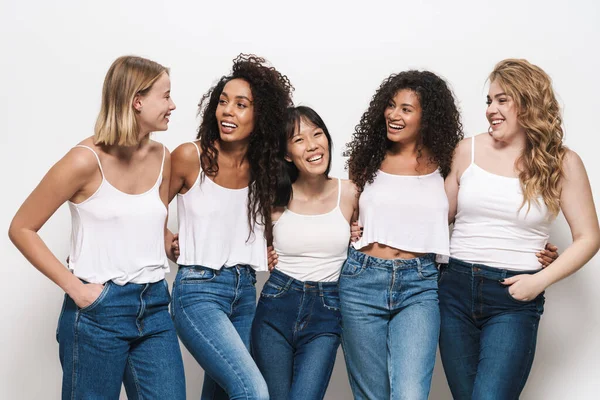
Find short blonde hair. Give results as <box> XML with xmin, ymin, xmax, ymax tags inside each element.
<box><xmin>490</xmin><ymin>59</ymin><xmax>566</xmax><ymax>216</ymax></box>
<box><xmin>94</xmin><ymin>56</ymin><xmax>168</xmax><ymax>146</ymax></box>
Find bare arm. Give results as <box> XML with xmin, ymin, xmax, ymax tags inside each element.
<box><xmin>536</xmin><ymin>150</ymin><xmax>600</xmax><ymax>285</ymax></box>
<box><xmin>445</xmin><ymin>137</ymin><xmax>472</xmax><ymax>225</ymax></box>
<box><xmin>8</xmin><ymin>148</ymin><xmax>104</xmax><ymax>307</ymax></box>
<box><xmin>502</xmin><ymin>150</ymin><xmax>600</xmax><ymax>300</ymax></box>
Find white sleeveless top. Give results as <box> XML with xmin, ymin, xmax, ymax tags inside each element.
<box><xmin>68</xmin><ymin>145</ymin><xmax>169</xmax><ymax>285</ymax></box>
<box><xmin>176</xmin><ymin>142</ymin><xmax>268</xmax><ymax>271</ymax></box>
<box><xmin>353</xmin><ymin>168</ymin><xmax>450</xmax><ymax>257</ymax></box>
<box><xmin>273</xmin><ymin>179</ymin><xmax>350</xmax><ymax>282</ymax></box>
<box><xmin>450</xmin><ymin>137</ymin><xmax>554</xmax><ymax>271</ymax></box>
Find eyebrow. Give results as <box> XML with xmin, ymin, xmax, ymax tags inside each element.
<box><xmin>220</xmin><ymin>92</ymin><xmax>253</xmax><ymax>103</ymax></box>
<box><xmin>494</xmin><ymin>92</ymin><xmax>507</xmax><ymax>98</ymax></box>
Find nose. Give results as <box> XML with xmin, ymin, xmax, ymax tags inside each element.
<box><xmin>223</xmin><ymin>101</ymin><xmax>235</xmax><ymax>116</ymax></box>
<box><xmin>170</xmin><ymin>98</ymin><xmax>176</xmax><ymax>111</ymax></box>
<box><xmin>388</xmin><ymin>105</ymin><xmax>401</xmax><ymax>120</ymax></box>
<box><xmin>306</xmin><ymin>136</ymin><xmax>318</xmax><ymax>152</ymax></box>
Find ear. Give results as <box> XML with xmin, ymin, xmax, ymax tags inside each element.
<box><xmin>133</xmin><ymin>94</ymin><xmax>143</xmax><ymax>113</ymax></box>
<box><xmin>284</xmin><ymin>154</ymin><xmax>292</xmax><ymax>163</ymax></box>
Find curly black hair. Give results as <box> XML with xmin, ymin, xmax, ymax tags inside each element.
<box><xmin>196</xmin><ymin>54</ymin><xmax>294</xmax><ymax>237</ymax></box>
<box><xmin>346</xmin><ymin>70</ymin><xmax>463</xmax><ymax>192</ymax></box>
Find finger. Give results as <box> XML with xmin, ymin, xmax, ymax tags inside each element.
<box><xmin>545</xmin><ymin>243</ymin><xmax>558</xmax><ymax>252</ymax></box>
<box><xmin>351</xmin><ymin>221</ymin><xmax>359</xmax><ymax>227</ymax></box>
<box><xmin>538</xmin><ymin>257</ymin><xmax>550</xmax><ymax>267</ymax></box>
<box><xmin>499</xmin><ymin>276</ymin><xmax>519</xmax><ymax>285</ymax></box>
<box><xmin>541</xmin><ymin>254</ymin><xmax>554</xmax><ymax>264</ymax></box>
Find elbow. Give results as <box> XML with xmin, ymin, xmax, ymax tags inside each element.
<box><xmin>8</xmin><ymin>220</ymin><xmax>19</xmax><ymax>246</ymax></box>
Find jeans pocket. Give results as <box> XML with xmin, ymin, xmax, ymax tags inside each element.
<box><xmin>417</xmin><ymin>263</ymin><xmax>439</xmax><ymax>280</ymax></box>
<box><xmin>504</xmin><ymin>286</ymin><xmax>534</xmax><ymax>304</ymax></box>
<box><xmin>340</xmin><ymin>257</ymin><xmax>365</xmax><ymax>278</ymax></box>
<box><xmin>260</xmin><ymin>281</ymin><xmax>288</xmax><ymax>298</ymax></box>
<box><xmin>181</xmin><ymin>266</ymin><xmax>217</xmax><ymax>283</ymax></box>
<box><xmin>249</xmin><ymin>269</ymin><xmax>257</xmax><ymax>286</ymax></box>
<box><xmin>321</xmin><ymin>292</ymin><xmax>341</xmax><ymax>311</ymax></box>
<box><xmin>162</xmin><ymin>279</ymin><xmax>172</xmax><ymax>303</ymax></box>
<box><xmin>79</xmin><ymin>281</ymin><xmax>111</xmax><ymax>313</ymax></box>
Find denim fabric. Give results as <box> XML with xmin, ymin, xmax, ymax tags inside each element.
<box><xmin>172</xmin><ymin>265</ymin><xmax>268</xmax><ymax>400</ymax></box>
<box><xmin>439</xmin><ymin>258</ymin><xmax>545</xmax><ymax>400</ymax></box>
<box><xmin>57</xmin><ymin>279</ymin><xmax>186</xmax><ymax>400</ymax></box>
<box><xmin>251</xmin><ymin>269</ymin><xmax>342</xmax><ymax>400</ymax></box>
<box><xmin>339</xmin><ymin>246</ymin><xmax>440</xmax><ymax>400</ymax></box>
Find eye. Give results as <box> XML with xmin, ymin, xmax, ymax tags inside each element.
<box><xmin>293</xmin><ymin>137</ymin><xmax>303</xmax><ymax>143</ymax></box>
<box><xmin>402</xmin><ymin>107</ymin><xmax>411</xmax><ymax>113</ymax></box>
<box><xmin>314</xmin><ymin>131</ymin><xmax>323</xmax><ymax>137</ymax></box>
<box><xmin>486</xmin><ymin>99</ymin><xmax>492</xmax><ymax>105</ymax></box>
<box><xmin>387</xmin><ymin>102</ymin><xmax>394</xmax><ymax>108</ymax></box>
<box><xmin>498</xmin><ymin>98</ymin><xmax>507</xmax><ymax>104</ymax></box>
<box><xmin>237</xmin><ymin>103</ymin><xmax>247</xmax><ymax>109</ymax></box>
<box><xmin>218</xmin><ymin>99</ymin><xmax>227</xmax><ymax>105</ymax></box>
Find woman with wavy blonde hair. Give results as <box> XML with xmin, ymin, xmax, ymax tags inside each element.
<box><xmin>439</xmin><ymin>59</ymin><xmax>600</xmax><ymax>399</ymax></box>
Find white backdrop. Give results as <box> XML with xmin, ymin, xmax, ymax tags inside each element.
<box><xmin>1</xmin><ymin>1</ymin><xmax>599</xmax><ymax>399</ymax></box>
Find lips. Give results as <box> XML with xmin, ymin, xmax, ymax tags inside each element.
<box><xmin>489</xmin><ymin>118</ymin><xmax>504</xmax><ymax>130</ymax></box>
<box><xmin>307</xmin><ymin>154</ymin><xmax>323</xmax><ymax>163</ymax></box>
<box><xmin>388</xmin><ymin>121</ymin><xmax>405</xmax><ymax>132</ymax></box>
<box><xmin>220</xmin><ymin>121</ymin><xmax>238</xmax><ymax>134</ymax></box>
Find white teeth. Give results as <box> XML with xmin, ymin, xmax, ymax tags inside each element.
<box><xmin>492</xmin><ymin>120</ymin><xmax>504</xmax><ymax>125</ymax></box>
<box><xmin>307</xmin><ymin>155</ymin><xmax>323</xmax><ymax>162</ymax></box>
<box><xmin>221</xmin><ymin>122</ymin><xmax>237</xmax><ymax>128</ymax></box>
<box><xmin>389</xmin><ymin>123</ymin><xmax>404</xmax><ymax>130</ymax></box>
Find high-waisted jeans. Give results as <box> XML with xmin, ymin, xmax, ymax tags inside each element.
<box><xmin>438</xmin><ymin>258</ymin><xmax>545</xmax><ymax>400</ymax></box>
<box><xmin>339</xmin><ymin>246</ymin><xmax>440</xmax><ymax>400</ymax></box>
<box><xmin>251</xmin><ymin>269</ymin><xmax>342</xmax><ymax>400</ymax></box>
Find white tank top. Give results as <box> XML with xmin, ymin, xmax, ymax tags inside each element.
<box><xmin>450</xmin><ymin>137</ymin><xmax>554</xmax><ymax>271</ymax></box>
<box><xmin>273</xmin><ymin>179</ymin><xmax>349</xmax><ymax>282</ymax></box>
<box><xmin>68</xmin><ymin>145</ymin><xmax>169</xmax><ymax>285</ymax></box>
<box><xmin>176</xmin><ymin>142</ymin><xmax>267</xmax><ymax>271</ymax></box>
<box><xmin>353</xmin><ymin>168</ymin><xmax>449</xmax><ymax>257</ymax></box>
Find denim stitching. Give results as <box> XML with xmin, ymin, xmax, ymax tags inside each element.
<box><xmin>179</xmin><ymin>305</ymin><xmax>253</xmax><ymax>399</ymax></box>
<box><xmin>71</xmin><ymin>311</ymin><xmax>80</xmax><ymax>400</ymax></box>
<box><xmin>126</xmin><ymin>355</ymin><xmax>143</xmax><ymax>399</ymax></box>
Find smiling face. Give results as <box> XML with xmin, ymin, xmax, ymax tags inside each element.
<box><xmin>134</xmin><ymin>72</ymin><xmax>175</xmax><ymax>135</ymax></box>
<box><xmin>286</xmin><ymin>117</ymin><xmax>330</xmax><ymax>178</ymax></box>
<box><xmin>383</xmin><ymin>89</ymin><xmax>422</xmax><ymax>144</ymax></box>
<box><xmin>215</xmin><ymin>78</ymin><xmax>255</xmax><ymax>144</ymax></box>
<box><xmin>486</xmin><ymin>80</ymin><xmax>525</xmax><ymax>142</ymax></box>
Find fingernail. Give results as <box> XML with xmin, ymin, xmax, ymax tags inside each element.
<box><xmin>360</xmin><ymin>228</ymin><xmax>364</xmax><ymax>231</ymax></box>
<box><xmin>499</xmin><ymin>279</ymin><xmax>505</xmax><ymax>283</ymax></box>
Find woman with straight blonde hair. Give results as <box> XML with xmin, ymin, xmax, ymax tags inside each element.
<box><xmin>439</xmin><ymin>59</ymin><xmax>600</xmax><ymax>399</ymax></box>
<box><xmin>9</xmin><ymin>55</ymin><xmax>185</xmax><ymax>399</ymax></box>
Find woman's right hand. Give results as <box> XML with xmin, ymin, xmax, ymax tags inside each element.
<box><xmin>350</xmin><ymin>221</ymin><xmax>363</xmax><ymax>242</ymax></box>
<box><xmin>267</xmin><ymin>246</ymin><xmax>278</xmax><ymax>272</ymax></box>
<box><xmin>70</xmin><ymin>283</ymin><xmax>105</xmax><ymax>309</ymax></box>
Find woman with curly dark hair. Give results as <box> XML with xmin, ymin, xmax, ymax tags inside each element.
<box><xmin>167</xmin><ymin>54</ymin><xmax>293</xmax><ymax>400</ymax></box>
<box><xmin>341</xmin><ymin>70</ymin><xmax>462</xmax><ymax>400</ymax></box>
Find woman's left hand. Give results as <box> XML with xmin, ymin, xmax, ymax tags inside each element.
<box><xmin>500</xmin><ymin>274</ymin><xmax>547</xmax><ymax>302</ymax></box>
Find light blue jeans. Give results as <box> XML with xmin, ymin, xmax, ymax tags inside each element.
<box><xmin>172</xmin><ymin>264</ymin><xmax>268</xmax><ymax>400</ymax></box>
<box><xmin>339</xmin><ymin>246</ymin><xmax>440</xmax><ymax>400</ymax></box>
<box><xmin>57</xmin><ymin>279</ymin><xmax>186</xmax><ymax>400</ymax></box>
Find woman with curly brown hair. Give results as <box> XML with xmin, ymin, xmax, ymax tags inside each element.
<box><xmin>167</xmin><ymin>54</ymin><xmax>293</xmax><ymax>400</ymax></box>
<box><xmin>439</xmin><ymin>59</ymin><xmax>600</xmax><ymax>399</ymax></box>
<box><xmin>341</xmin><ymin>70</ymin><xmax>462</xmax><ymax>399</ymax></box>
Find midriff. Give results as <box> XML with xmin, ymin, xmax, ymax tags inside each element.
<box><xmin>358</xmin><ymin>242</ymin><xmax>427</xmax><ymax>260</ymax></box>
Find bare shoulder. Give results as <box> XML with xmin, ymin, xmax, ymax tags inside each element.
<box><xmin>171</xmin><ymin>141</ymin><xmax>200</xmax><ymax>164</ymax></box>
<box><xmin>340</xmin><ymin>178</ymin><xmax>359</xmax><ymax>198</ymax></box>
<box><xmin>562</xmin><ymin>148</ymin><xmax>587</xmax><ymax>177</ymax></box>
<box><xmin>64</xmin><ymin>139</ymin><xmax>103</xmax><ymax>179</ymax></box>
<box><xmin>271</xmin><ymin>206</ymin><xmax>286</xmax><ymax>223</ymax></box>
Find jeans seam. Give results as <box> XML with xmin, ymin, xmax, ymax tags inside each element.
<box><xmin>71</xmin><ymin>311</ymin><xmax>81</xmax><ymax>400</ymax></box>
<box><xmin>127</xmin><ymin>355</ymin><xmax>143</xmax><ymax>399</ymax></box>
<box><xmin>179</xmin><ymin>304</ymin><xmax>250</xmax><ymax>398</ymax></box>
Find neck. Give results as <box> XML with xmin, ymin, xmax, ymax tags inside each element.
<box><xmin>217</xmin><ymin>139</ymin><xmax>249</xmax><ymax>167</ymax></box>
<box><xmin>294</xmin><ymin>173</ymin><xmax>329</xmax><ymax>199</ymax></box>
<box><xmin>387</xmin><ymin>138</ymin><xmax>421</xmax><ymax>157</ymax></box>
<box><xmin>491</xmin><ymin>130</ymin><xmax>527</xmax><ymax>153</ymax></box>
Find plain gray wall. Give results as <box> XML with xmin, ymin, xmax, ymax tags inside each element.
<box><xmin>1</xmin><ymin>0</ymin><xmax>599</xmax><ymax>398</ymax></box>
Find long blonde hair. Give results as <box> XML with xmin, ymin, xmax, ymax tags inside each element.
<box><xmin>94</xmin><ymin>56</ymin><xmax>168</xmax><ymax>147</ymax></box>
<box><xmin>489</xmin><ymin>59</ymin><xmax>566</xmax><ymax>216</ymax></box>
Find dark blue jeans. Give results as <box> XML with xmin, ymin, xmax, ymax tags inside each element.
<box><xmin>251</xmin><ymin>269</ymin><xmax>342</xmax><ymax>400</ymax></box>
<box><xmin>57</xmin><ymin>279</ymin><xmax>186</xmax><ymax>400</ymax></box>
<box><xmin>439</xmin><ymin>258</ymin><xmax>545</xmax><ymax>400</ymax></box>
<box><xmin>172</xmin><ymin>265</ymin><xmax>268</xmax><ymax>400</ymax></box>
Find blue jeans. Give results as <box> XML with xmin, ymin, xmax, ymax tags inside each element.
<box><xmin>251</xmin><ymin>269</ymin><xmax>342</xmax><ymax>400</ymax></box>
<box><xmin>172</xmin><ymin>265</ymin><xmax>268</xmax><ymax>400</ymax></box>
<box><xmin>438</xmin><ymin>258</ymin><xmax>545</xmax><ymax>400</ymax></box>
<box><xmin>339</xmin><ymin>246</ymin><xmax>440</xmax><ymax>400</ymax></box>
<box><xmin>57</xmin><ymin>279</ymin><xmax>186</xmax><ymax>400</ymax></box>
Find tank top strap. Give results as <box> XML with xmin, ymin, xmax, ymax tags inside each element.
<box><xmin>336</xmin><ymin>178</ymin><xmax>342</xmax><ymax>207</ymax></box>
<box><xmin>190</xmin><ymin>141</ymin><xmax>201</xmax><ymax>162</ymax></box>
<box><xmin>470</xmin><ymin>136</ymin><xmax>476</xmax><ymax>165</ymax></box>
<box><xmin>158</xmin><ymin>144</ymin><xmax>166</xmax><ymax>177</ymax></box>
<box><xmin>74</xmin><ymin>145</ymin><xmax>105</xmax><ymax>178</ymax></box>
